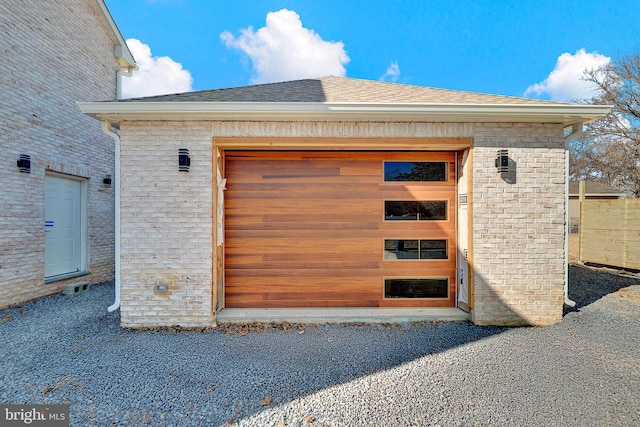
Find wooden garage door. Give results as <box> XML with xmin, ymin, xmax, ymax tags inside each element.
<box><xmin>224</xmin><ymin>151</ymin><xmax>456</xmax><ymax>308</ymax></box>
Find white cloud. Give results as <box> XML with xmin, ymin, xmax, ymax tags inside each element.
<box><xmin>121</xmin><ymin>38</ymin><xmax>193</xmax><ymax>98</ymax></box>
<box><xmin>524</xmin><ymin>49</ymin><xmax>611</xmax><ymax>101</ymax></box>
<box><xmin>220</xmin><ymin>9</ymin><xmax>350</xmax><ymax>84</ymax></box>
<box><xmin>380</xmin><ymin>61</ymin><xmax>400</xmax><ymax>82</ymax></box>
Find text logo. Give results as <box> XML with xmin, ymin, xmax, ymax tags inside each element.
<box><xmin>1</xmin><ymin>405</ymin><xmax>69</xmax><ymax>426</ymax></box>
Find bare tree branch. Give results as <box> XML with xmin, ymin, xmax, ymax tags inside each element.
<box><xmin>571</xmin><ymin>51</ymin><xmax>640</xmax><ymax>197</ymax></box>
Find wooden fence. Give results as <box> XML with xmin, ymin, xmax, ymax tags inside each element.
<box><xmin>579</xmin><ymin>198</ymin><xmax>640</xmax><ymax>270</ymax></box>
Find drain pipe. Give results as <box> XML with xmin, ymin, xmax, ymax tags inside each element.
<box><xmin>116</xmin><ymin>66</ymin><xmax>136</xmax><ymax>100</ymax></box>
<box><xmin>101</xmin><ymin>120</ymin><xmax>122</xmax><ymax>312</ymax></box>
<box><xmin>563</xmin><ymin>123</ymin><xmax>582</xmax><ymax>308</ymax></box>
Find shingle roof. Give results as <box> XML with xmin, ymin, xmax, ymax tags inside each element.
<box><xmin>569</xmin><ymin>181</ymin><xmax>626</xmax><ymax>195</ymax></box>
<box><xmin>120</xmin><ymin>75</ymin><xmax>564</xmax><ymax>105</ymax></box>
<box><xmin>81</xmin><ymin>76</ymin><xmax>612</xmax><ymax>127</ymax></box>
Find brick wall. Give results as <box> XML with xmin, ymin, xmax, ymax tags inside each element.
<box><xmin>0</xmin><ymin>0</ymin><xmax>120</xmax><ymax>308</ymax></box>
<box><xmin>118</xmin><ymin>120</ymin><xmax>566</xmax><ymax>327</ymax></box>
<box><xmin>471</xmin><ymin>123</ymin><xmax>566</xmax><ymax>326</ymax></box>
<box><xmin>119</xmin><ymin>122</ymin><xmax>214</xmax><ymax>328</ymax></box>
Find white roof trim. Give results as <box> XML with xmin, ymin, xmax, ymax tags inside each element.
<box><xmin>78</xmin><ymin>101</ymin><xmax>612</xmax><ymax>127</ymax></box>
<box><xmin>95</xmin><ymin>0</ymin><xmax>136</xmax><ymax>70</ymax></box>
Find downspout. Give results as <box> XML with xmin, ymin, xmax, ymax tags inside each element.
<box><xmin>101</xmin><ymin>120</ymin><xmax>122</xmax><ymax>312</ymax></box>
<box><xmin>102</xmin><ymin>62</ymin><xmax>136</xmax><ymax>311</ymax></box>
<box><xmin>116</xmin><ymin>66</ymin><xmax>136</xmax><ymax>100</ymax></box>
<box><xmin>563</xmin><ymin>123</ymin><xmax>582</xmax><ymax>308</ymax></box>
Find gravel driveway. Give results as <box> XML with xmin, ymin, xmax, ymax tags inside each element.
<box><xmin>1</xmin><ymin>265</ymin><xmax>638</xmax><ymax>427</ymax></box>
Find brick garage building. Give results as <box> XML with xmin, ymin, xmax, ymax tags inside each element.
<box><xmin>80</xmin><ymin>76</ymin><xmax>610</xmax><ymax>327</ymax></box>
<box><xmin>0</xmin><ymin>0</ymin><xmax>136</xmax><ymax>308</ymax></box>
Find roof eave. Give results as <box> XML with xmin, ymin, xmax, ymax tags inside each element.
<box><xmin>95</xmin><ymin>0</ymin><xmax>136</xmax><ymax>70</ymax></box>
<box><xmin>77</xmin><ymin>101</ymin><xmax>612</xmax><ymax>128</ymax></box>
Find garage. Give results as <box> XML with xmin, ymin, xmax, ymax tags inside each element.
<box><xmin>224</xmin><ymin>150</ymin><xmax>457</xmax><ymax>308</ymax></box>
<box><xmin>79</xmin><ymin>75</ymin><xmax>612</xmax><ymax>327</ymax></box>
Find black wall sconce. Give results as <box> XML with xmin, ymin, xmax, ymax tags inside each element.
<box><xmin>495</xmin><ymin>149</ymin><xmax>509</xmax><ymax>173</ymax></box>
<box><xmin>178</xmin><ymin>148</ymin><xmax>190</xmax><ymax>172</ymax></box>
<box><xmin>17</xmin><ymin>154</ymin><xmax>31</xmax><ymax>173</ymax></box>
<box><xmin>103</xmin><ymin>174</ymin><xmax>112</xmax><ymax>188</ymax></box>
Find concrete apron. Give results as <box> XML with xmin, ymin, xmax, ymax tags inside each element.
<box><xmin>216</xmin><ymin>308</ymin><xmax>470</xmax><ymax>324</ymax></box>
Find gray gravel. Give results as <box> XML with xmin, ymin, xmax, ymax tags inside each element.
<box><xmin>1</xmin><ymin>265</ymin><xmax>638</xmax><ymax>427</ymax></box>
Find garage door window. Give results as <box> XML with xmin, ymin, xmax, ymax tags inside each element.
<box><xmin>385</xmin><ymin>201</ymin><xmax>447</xmax><ymax>220</ymax></box>
<box><xmin>384</xmin><ymin>239</ymin><xmax>447</xmax><ymax>260</ymax></box>
<box><xmin>384</xmin><ymin>278</ymin><xmax>448</xmax><ymax>299</ymax></box>
<box><xmin>384</xmin><ymin>162</ymin><xmax>447</xmax><ymax>182</ymax></box>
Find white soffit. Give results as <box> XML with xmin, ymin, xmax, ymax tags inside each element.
<box><xmin>78</xmin><ymin>101</ymin><xmax>612</xmax><ymax>127</ymax></box>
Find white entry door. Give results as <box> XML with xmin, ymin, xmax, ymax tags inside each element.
<box><xmin>45</xmin><ymin>174</ymin><xmax>85</xmax><ymax>278</ymax></box>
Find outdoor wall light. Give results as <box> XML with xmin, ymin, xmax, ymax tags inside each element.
<box><xmin>178</xmin><ymin>148</ymin><xmax>190</xmax><ymax>172</ymax></box>
<box><xmin>17</xmin><ymin>154</ymin><xmax>31</xmax><ymax>173</ymax></box>
<box><xmin>495</xmin><ymin>149</ymin><xmax>509</xmax><ymax>173</ymax></box>
<box><xmin>103</xmin><ymin>174</ymin><xmax>112</xmax><ymax>187</ymax></box>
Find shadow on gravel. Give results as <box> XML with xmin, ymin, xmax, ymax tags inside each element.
<box><xmin>565</xmin><ymin>264</ymin><xmax>640</xmax><ymax>315</ymax></box>
<box><xmin>0</xmin><ymin>282</ymin><xmax>511</xmax><ymax>426</ymax></box>
<box><xmin>4</xmin><ymin>269</ymin><xmax>640</xmax><ymax>425</ymax></box>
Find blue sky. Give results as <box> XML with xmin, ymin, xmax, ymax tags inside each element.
<box><xmin>104</xmin><ymin>0</ymin><xmax>640</xmax><ymax>101</ymax></box>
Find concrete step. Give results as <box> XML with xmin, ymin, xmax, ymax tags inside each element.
<box><xmin>62</xmin><ymin>282</ymin><xmax>91</xmax><ymax>296</ymax></box>
<box><xmin>216</xmin><ymin>307</ymin><xmax>470</xmax><ymax>324</ymax></box>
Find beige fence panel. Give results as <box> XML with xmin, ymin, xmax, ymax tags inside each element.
<box><xmin>579</xmin><ymin>199</ymin><xmax>640</xmax><ymax>270</ymax></box>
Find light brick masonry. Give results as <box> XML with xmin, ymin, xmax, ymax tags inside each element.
<box><xmin>119</xmin><ymin>120</ymin><xmax>566</xmax><ymax>327</ymax></box>
<box><xmin>471</xmin><ymin>123</ymin><xmax>565</xmax><ymax>326</ymax></box>
<box><xmin>119</xmin><ymin>122</ymin><xmax>214</xmax><ymax>327</ymax></box>
<box><xmin>0</xmin><ymin>0</ymin><xmax>121</xmax><ymax>308</ymax></box>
